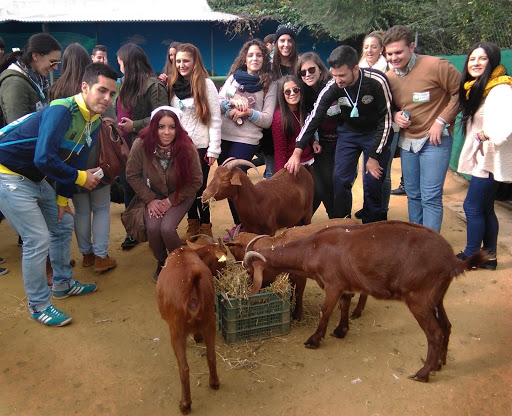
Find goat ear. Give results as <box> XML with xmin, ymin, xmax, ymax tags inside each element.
<box><xmin>230</xmin><ymin>174</ymin><xmax>242</xmax><ymax>186</ymax></box>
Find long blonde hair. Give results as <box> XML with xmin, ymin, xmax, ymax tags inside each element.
<box><xmin>168</xmin><ymin>43</ymin><xmax>211</xmax><ymax>126</ymax></box>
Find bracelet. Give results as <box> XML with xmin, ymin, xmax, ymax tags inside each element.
<box><xmin>437</xmin><ymin>116</ymin><xmax>448</xmax><ymax>125</ymax></box>
<box><xmin>435</xmin><ymin>119</ymin><xmax>445</xmax><ymax>126</ymax></box>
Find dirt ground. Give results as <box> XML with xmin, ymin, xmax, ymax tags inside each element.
<box><xmin>1</xmin><ymin>160</ymin><xmax>511</xmax><ymax>416</ymax></box>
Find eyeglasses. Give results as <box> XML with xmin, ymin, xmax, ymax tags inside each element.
<box><xmin>40</xmin><ymin>53</ymin><xmax>61</xmax><ymax>66</ymax></box>
<box><xmin>299</xmin><ymin>66</ymin><xmax>317</xmax><ymax>77</ymax></box>
<box><xmin>284</xmin><ymin>86</ymin><xmax>300</xmax><ymax>96</ymax></box>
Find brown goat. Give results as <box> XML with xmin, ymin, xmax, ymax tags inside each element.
<box><xmin>243</xmin><ymin>221</ymin><xmax>490</xmax><ymax>382</ymax></box>
<box><xmin>185</xmin><ymin>234</ymin><xmax>229</xmax><ymax>277</ymax></box>
<box><xmin>156</xmin><ymin>248</ymin><xmax>220</xmax><ymax>414</ymax></box>
<box><xmin>225</xmin><ymin>218</ymin><xmax>362</xmax><ymax>320</ymax></box>
<box><xmin>201</xmin><ymin>158</ymin><xmax>314</xmax><ymax>236</ymax></box>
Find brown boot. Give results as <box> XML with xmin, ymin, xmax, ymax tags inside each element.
<box><xmin>94</xmin><ymin>255</ymin><xmax>117</xmax><ymax>273</ymax></box>
<box><xmin>82</xmin><ymin>253</ymin><xmax>95</xmax><ymax>267</ymax></box>
<box><xmin>179</xmin><ymin>219</ymin><xmax>200</xmax><ymax>244</ymax></box>
<box><xmin>198</xmin><ymin>223</ymin><xmax>213</xmax><ymax>238</ymax></box>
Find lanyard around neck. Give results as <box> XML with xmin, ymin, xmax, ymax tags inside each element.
<box><xmin>343</xmin><ymin>70</ymin><xmax>362</xmax><ymax>118</ymax></box>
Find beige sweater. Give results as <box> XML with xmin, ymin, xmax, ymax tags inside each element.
<box><xmin>387</xmin><ymin>55</ymin><xmax>461</xmax><ymax>138</ymax></box>
<box><xmin>457</xmin><ymin>84</ymin><xmax>512</xmax><ymax>182</ymax></box>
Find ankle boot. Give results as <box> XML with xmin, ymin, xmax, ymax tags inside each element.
<box><xmin>198</xmin><ymin>222</ymin><xmax>213</xmax><ymax>238</ymax></box>
<box><xmin>94</xmin><ymin>255</ymin><xmax>117</xmax><ymax>273</ymax></box>
<box><xmin>180</xmin><ymin>219</ymin><xmax>200</xmax><ymax>244</ymax></box>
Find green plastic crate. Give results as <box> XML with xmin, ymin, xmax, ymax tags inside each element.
<box><xmin>218</xmin><ymin>291</ymin><xmax>291</xmax><ymax>344</ymax></box>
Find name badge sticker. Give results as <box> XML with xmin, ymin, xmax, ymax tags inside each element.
<box><xmin>413</xmin><ymin>92</ymin><xmax>430</xmax><ymax>103</ymax></box>
<box><xmin>327</xmin><ymin>103</ymin><xmax>341</xmax><ymax>116</ymax></box>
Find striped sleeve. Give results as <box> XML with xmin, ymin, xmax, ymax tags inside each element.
<box><xmin>295</xmin><ymin>79</ymin><xmax>338</xmax><ymax>150</ymax></box>
<box><xmin>366</xmin><ymin>70</ymin><xmax>393</xmax><ymax>158</ymax></box>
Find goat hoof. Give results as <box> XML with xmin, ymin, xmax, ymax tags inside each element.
<box><xmin>210</xmin><ymin>380</ymin><xmax>220</xmax><ymax>390</ymax></box>
<box><xmin>291</xmin><ymin>313</ymin><xmax>302</xmax><ymax>322</ymax></box>
<box><xmin>179</xmin><ymin>402</ymin><xmax>192</xmax><ymax>415</ymax></box>
<box><xmin>304</xmin><ymin>337</ymin><xmax>320</xmax><ymax>349</ymax></box>
<box><xmin>331</xmin><ymin>327</ymin><xmax>348</xmax><ymax>339</ymax></box>
<box><xmin>408</xmin><ymin>372</ymin><xmax>429</xmax><ymax>383</ymax></box>
<box><xmin>350</xmin><ymin>311</ymin><xmax>362</xmax><ymax>319</ymax></box>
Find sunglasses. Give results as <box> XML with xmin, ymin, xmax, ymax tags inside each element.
<box><xmin>299</xmin><ymin>66</ymin><xmax>317</xmax><ymax>77</ymax></box>
<box><xmin>284</xmin><ymin>86</ymin><xmax>301</xmax><ymax>96</ymax></box>
<box><xmin>40</xmin><ymin>53</ymin><xmax>61</xmax><ymax>66</ymax></box>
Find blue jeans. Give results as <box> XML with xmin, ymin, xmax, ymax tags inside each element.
<box><xmin>382</xmin><ymin>131</ymin><xmax>400</xmax><ymax>213</ymax></box>
<box><xmin>333</xmin><ymin>127</ymin><xmax>390</xmax><ymax>223</ymax></box>
<box><xmin>263</xmin><ymin>154</ymin><xmax>275</xmax><ymax>179</ymax></box>
<box><xmin>400</xmin><ymin>136</ymin><xmax>452</xmax><ymax>232</ymax></box>
<box><xmin>73</xmin><ymin>185</ymin><xmax>111</xmax><ymax>258</ymax></box>
<box><xmin>463</xmin><ymin>174</ymin><xmax>499</xmax><ymax>256</ymax></box>
<box><xmin>0</xmin><ymin>174</ymin><xmax>75</xmax><ymax>313</ymax></box>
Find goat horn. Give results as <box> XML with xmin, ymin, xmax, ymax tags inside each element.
<box><xmin>232</xmin><ymin>223</ymin><xmax>242</xmax><ymax>239</ymax></box>
<box><xmin>243</xmin><ymin>250</ymin><xmax>267</xmax><ymax>268</ymax></box>
<box><xmin>224</xmin><ymin>159</ymin><xmax>258</xmax><ymax>172</ymax></box>
<box><xmin>221</xmin><ymin>157</ymin><xmax>236</xmax><ymax>167</ymax></box>
<box><xmin>188</xmin><ymin>234</ymin><xmax>216</xmax><ymax>244</ymax></box>
<box><xmin>245</xmin><ymin>235</ymin><xmax>270</xmax><ymax>254</ymax></box>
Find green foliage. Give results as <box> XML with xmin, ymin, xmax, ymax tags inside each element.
<box><xmin>209</xmin><ymin>0</ymin><xmax>512</xmax><ymax>54</ymax></box>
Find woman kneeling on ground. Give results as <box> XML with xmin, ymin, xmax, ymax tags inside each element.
<box><xmin>456</xmin><ymin>41</ymin><xmax>512</xmax><ymax>270</ymax></box>
<box><xmin>125</xmin><ymin>106</ymin><xmax>203</xmax><ymax>282</ymax></box>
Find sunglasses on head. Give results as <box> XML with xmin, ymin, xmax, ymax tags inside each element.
<box><xmin>284</xmin><ymin>86</ymin><xmax>300</xmax><ymax>96</ymax></box>
<box><xmin>299</xmin><ymin>66</ymin><xmax>317</xmax><ymax>77</ymax></box>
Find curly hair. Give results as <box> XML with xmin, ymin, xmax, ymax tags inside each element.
<box><xmin>117</xmin><ymin>43</ymin><xmax>154</xmax><ymax>110</ymax></box>
<box><xmin>228</xmin><ymin>39</ymin><xmax>274</xmax><ymax>91</ymax></box>
<box><xmin>138</xmin><ymin>109</ymin><xmax>197</xmax><ymax>203</ymax></box>
<box><xmin>48</xmin><ymin>43</ymin><xmax>91</xmax><ymax>101</ymax></box>
<box><xmin>168</xmin><ymin>43</ymin><xmax>211</xmax><ymax>126</ymax></box>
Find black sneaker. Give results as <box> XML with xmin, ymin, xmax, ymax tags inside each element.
<box><xmin>480</xmin><ymin>259</ymin><xmax>497</xmax><ymax>271</ymax></box>
<box><xmin>121</xmin><ymin>235</ymin><xmax>139</xmax><ymax>250</ymax></box>
<box><xmin>354</xmin><ymin>209</ymin><xmax>363</xmax><ymax>219</ymax></box>
<box><xmin>153</xmin><ymin>263</ymin><xmax>163</xmax><ymax>283</ymax></box>
<box><xmin>391</xmin><ymin>184</ymin><xmax>406</xmax><ymax>195</ymax></box>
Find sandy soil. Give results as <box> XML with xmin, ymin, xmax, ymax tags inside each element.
<box><xmin>1</xmin><ymin>160</ymin><xmax>511</xmax><ymax>416</ymax></box>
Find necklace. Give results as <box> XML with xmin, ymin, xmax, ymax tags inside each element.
<box><xmin>343</xmin><ymin>69</ymin><xmax>362</xmax><ymax>118</ymax></box>
<box><xmin>291</xmin><ymin>109</ymin><xmax>301</xmax><ymax>126</ymax></box>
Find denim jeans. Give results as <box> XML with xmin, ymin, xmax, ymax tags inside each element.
<box><xmin>400</xmin><ymin>135</ymin><xmax>452</xmax><ymax>232</ymax></box>
<box><xmin>73</xmin><ymin>184</ymin><xmax>111</xmax><ymax>258</ymax></box>
<box><xmin>263</xmin><ymin>154</ymin><xmax>275</xmax><ymax>179</ymax></box>
<box><xmin>463</xmin><ymin>174</ymin><xmax>499</xmax><ymax>256</ymax></box>
<box><xmin>0</xmin><ymin>174</ymin><xmax>75</xmax><ymax>313</ymax></box>
<box><xmin>381</xmin><ymin>131</ymin><xmax>400</xmax><ymax>213</ymax></box>
<box><xmin>333</xmin><ymin>127</ymin><xmax>389</xmax><ymax>223</ymax></box>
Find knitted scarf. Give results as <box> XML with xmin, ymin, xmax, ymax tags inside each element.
<box><xmin>172</xmin><ymin>75</ymin><xmax>192</xmax><ymax>100</ymax></box>
<box><xmin>464</xmin><ymin>64</ymin><xmax>512</xmax><ymax>99</ymax></box>
<box><xmin>15</xmin><ymin>58</ymin><xmax>50</xmax><ymax>102</ymax></box>
<box><xmin>155</xmin><ymin>144</ymin><xmax>173</xmax><ymax>170</ymax></box>
<box><xmin>233</xmin><ymin>69</ymin><xmax>262</xmax><ymax>93</ymax></box>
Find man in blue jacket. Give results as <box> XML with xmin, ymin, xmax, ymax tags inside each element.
<box><xmin>0</xmin><ymin>63</ymin><xmax>118</xmax><ymax>326</ymax></box>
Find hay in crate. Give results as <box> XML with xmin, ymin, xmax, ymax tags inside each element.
<box><xmin>214</xmin><ymin>261</ymin><xmax>290</xmax><ymax>302</ymax></box>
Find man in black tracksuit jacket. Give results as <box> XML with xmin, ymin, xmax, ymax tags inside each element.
<box><xmin>286</xmin><ymin>45</ymin><xmax>393</xmax><ymax>223</ymax></box>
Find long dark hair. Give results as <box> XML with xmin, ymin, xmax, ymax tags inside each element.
<box><xmin>138</xmin><ymin>109</ymin><xmax>197</xmax><ymax>203</ymax></box>
<box><xmin>117</xmin><ymin>43</ymin><xmax>154</xmax><ymax>110</ymax></box>
<box><xmin>272</xmin><ymin>35</ymin><xmax>298</xmax><ymax>79</ymax></box>
<box><xmin>48</xmin><ymin>43</ymin><xmax>91</xmax><ymax>101</ymax></box>
<box><xmin>168</xmin><ymin>43</ymin><xmax>211</xmax><ymax>126</ymax></box>
<box><xmin>0</xmin><ymin>33</ymin><xmax>61</xmax><ymax>73</ymax></box>
<box><xmin>228</xmin><ymin>39</ymin><xmax>274</xmax><ymax>91</ymax></box>
<box><xmin>458</xmin><ymin>42</ymin><xmax>502</xmax><ymax>135</ymax></box>
<box><xmin>162</xmin><ymin>41</ymin><xmax>181</xmax><ymax>78</ymax></box>
<box><xmin>277</xmin><ymin>75</ymin><xmax>304</xmax><ymax>137</ymax></box>
<box><xmin>295</xmin><ymin>51</ymin><xmax>331</xmax><ymax>113</ymax></box>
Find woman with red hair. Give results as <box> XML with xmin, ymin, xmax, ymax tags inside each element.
<box><xmin>125</xmin><ymin>106</ymin><xmax>203</xmax><ymax>281</ymax></box>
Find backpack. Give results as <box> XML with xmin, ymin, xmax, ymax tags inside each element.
<box><xmin>97</xmin><ymin>117</ymin><xmax>130</xmax><ymax>184</ymax></box>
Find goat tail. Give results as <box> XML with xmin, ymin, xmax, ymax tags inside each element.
<box><xmin>184</xmin><ymin>271</ymin><xmax>202</xmax><ymax>317</ymax></box>
<box><xmin>459</xmin><ymin>249</ymin><xmax>492</xmax><ymax>273</ymax></box>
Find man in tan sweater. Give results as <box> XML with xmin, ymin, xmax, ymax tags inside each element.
<box><xmin>383</xmin><ymin>25</ymin><xmax>461</xmax><ymax>232</ymax></box>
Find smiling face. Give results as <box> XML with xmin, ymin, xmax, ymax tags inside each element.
<box><xmin>176</xmin><ymin>51</ymin><xmax>194</xmax><ymax>80</ymax></box>
<box><xmin>277</xmin><ymin>34</ymin><xmax>293</xmax><ymax>58</ymax></box>
<box><xmin>81</xmin><ymin>75</ymin><xmax>117</xmax><ymax>117</ymax></box>
<box><xmin>246</xmin><ymin>45</ymin><xmax>263</xmax><ymax>75</ymax></box>
<box><xmin>330</xmin><ymin>64</ymin><xmax>359</xmax><ymax>89</ymax></box>
<box><xmin>468</xmin><ymin>47</ymin><xmax>489</xmax><ymax>79</ymax></box>
<box><xmin>385</xmin><ymin>40</ymin><xmax>414</xmax><ymax>73</ymax></box>
<box><xmin>283</xmin><ymin>80</ymin><xmax>300</xmax><ymax>110</ymax></box>
<box><xmin>157</xmin><ymin>116</ymin><xmax>176</xmax><ymax>147</ymax></box>
<box><xmin>363</xmin><ymin>36</ymin><xmax>383</xmax><ymax>66</ymax></box>
<box><xmin>30</xmin><ymin>50</ymin><xmax>62</xmax><ymax>77</ymax></box>
<box><xmin>300</xmin><ymin>60</ymin><xmax>321</xmax><ymax>87</ymax></box>
<box><xmin>92</xmin><ymin>51</ymin><xmax>108</xmax><ymax>64</ymax></box>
